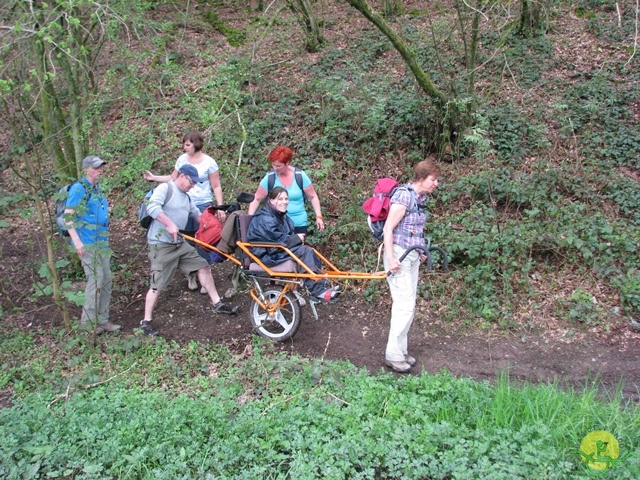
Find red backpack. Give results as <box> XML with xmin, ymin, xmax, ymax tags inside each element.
<box><xmin>362</xmin><ymin>178</ymin><xmax>399</xmax><ymax>221</ymax></box>
<box><xmin>195</xmin><ymin>206</ymin><xmax>223</xmax><ymax>246</ymax></box>
<box><xmin>362</xmin><ymin>178</ymin><xmax>419</xmax><ymax>240</ymax></box>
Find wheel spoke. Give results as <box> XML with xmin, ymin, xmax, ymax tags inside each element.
<box><xmin>273</xmin><ymin>310</ymin><xmax>292</xmax><ymax>332</ymax></box>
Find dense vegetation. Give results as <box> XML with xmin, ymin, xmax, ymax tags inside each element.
<box><xmin>2</xmin><ymin>0</ymin><xmax>638</xmax><ymax>327</ymax></box>
<box><xmin>1</xmin><ymin>0</ymin><xmax>639</xmax><ymax>477</ymax></box>
<box><xmin>1</xmin><ymin>329</ymin><xmax>639</xmax><ymax>478</ymax></box>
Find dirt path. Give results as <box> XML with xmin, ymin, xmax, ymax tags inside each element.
<box><xmin>112</xmin><ymin>259</ymin><xmax>640</xmax><ymax>402</ymax></box>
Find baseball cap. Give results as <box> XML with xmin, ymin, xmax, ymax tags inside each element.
<box><xmin>178</xmin><ymin>164</ymin><xmax>200</xmax><ymax>183</ymax></box>
<box><xmin>82</xmin><ymin>155</ymin><xmax>106</xmax><ymax>169</ymax></box>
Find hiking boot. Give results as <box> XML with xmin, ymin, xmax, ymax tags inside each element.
<box><xmin>80</xmin><ymin>323</ymin><xmax>104</xmax><ymax>335</ymax></box>
<box><xmin>212</xmin><ymin>301</ymin><xmax>239</xmax><ymax>315</ymax></box>
<box><xmin>187</xmin><ymin>273</ymin><xmax>199</xmax><ymax>291</ymax></box>
<box><xmin>385</xmin><ymin>359</ymin><xmax>412</xmax><ymax>373</ymax></box>
<box><xmin>139</xmin><ymin>321</ymin><xmax>158</xmax><ymax>336</ymax></box>
<box><xmin>99</xmin><ymin>321</ymin><xmax>122</xmax><ymax>333</ymax></box>
<box><xmin>405</xmin><ymin>355</ymin><xmax>417</xmax><ymax>367</ymax></box>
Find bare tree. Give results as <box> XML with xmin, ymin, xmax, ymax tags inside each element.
<box><xmin>288</xmin><ymin>0</ymin><xmax>325</xmax><ymax>52</ymax></box>
<box><xmin>1</xmin><ymin>0</ymin><xmax>129</xmax><ymax>331</ymax></box>
<box><xmin>0</xmin><ymin>0</ymin><xmax>116</xmax><ymax>179</ymax></box>
<box><xmin>345</xmin><ymin>0</ymin><xmax>482</xmax><ymax>153</ymax></box>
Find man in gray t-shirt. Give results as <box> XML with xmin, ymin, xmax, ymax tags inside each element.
<box><xmin>140</xmin><ymin>164</ymin><xmax>238</xmax><ymax>336</ymax></box>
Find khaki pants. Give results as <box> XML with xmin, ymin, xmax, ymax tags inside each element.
<box><xmin>80</xmin><ymin>247</ymin><xmax>113</xmax><ymax>326</ymax></box>
<box><xmin>148</xmin><ymin>242</ymin><xmax>209</xmax><ymax>291</ymax></box>
<box><xmin>383</xmin><ymin>244</ymin><xmax>420</xmax><ymax>362</ymax></box>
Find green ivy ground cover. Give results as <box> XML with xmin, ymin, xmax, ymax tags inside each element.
<box><xmin>0</xmin><ymin>331</ymin><xmax>638</xmax><ymax>479</ymax></box>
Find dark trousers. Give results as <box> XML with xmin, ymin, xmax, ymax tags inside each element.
<box><xmin>290</xmin><ymin>245</ymin><xmax>329</xmax><ymax>297</ymax></box>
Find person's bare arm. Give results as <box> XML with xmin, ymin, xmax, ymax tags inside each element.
<box><xmin>64</xmin><ymin>208</ymin><xmax>85</xmax><ymax>256</ymax></box>
<box><xmin>143</xmin><ymin>169</ymin><xmax>178</xmax><ymax>183</ymax></box>
<box><xmin>304</xmin><ymin>184</ymin><xmax>325</xmax><ymax>231</ymax></box>
<box><xmin>247</xmin><ymin>185</ymin><xmax>268</xmax><ymax>215</ymax></box>
<box><xmin>383</xmin><ymin>203</ymin><xmax>407</xmax><ymax>274</ymax></box>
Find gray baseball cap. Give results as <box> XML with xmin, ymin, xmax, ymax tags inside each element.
<box><xmin>82</xmin><ymin>155</ymin><xmax>106</xmax><ymax>169</ymax></box>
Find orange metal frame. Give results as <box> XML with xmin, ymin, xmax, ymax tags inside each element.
<box><xmin>181</xmin><ymin>234</ymin><xmax>387</xmax><ymax>282</ymax></box>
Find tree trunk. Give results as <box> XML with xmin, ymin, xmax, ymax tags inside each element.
<box><xmin>381</xmin><ymin>0</ymin><xmax>403</xmax><ymax>17</ymax></box>
<box><xmin>289</xmin><ymin>0</ymin><xmax>325</xmax><ymax>53</ymax></box>
<box><xmin>518</xmin><ymin>0</ymin><xmax>546</xmax><ymax>37</ymax></box>
<box><xmin>4</xmin><ymin>108</ymin><xmax>73</xmax><ymax>331</ymax></box>
<box><xmin>455</xmin><ymin>0</ymin><xmax>481</xmax><ymax>99</ymax></box>
<box><xmin>33</xmin><ymin>39</ymin><xmax>77</xmax><ymax>179</ymax></box>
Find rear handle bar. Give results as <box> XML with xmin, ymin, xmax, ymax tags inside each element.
<box><xmin>386</xmin><ymin>244</ymin><xmax>449</xmax><ymax>276</ymax></box>
<box><xmin>208</xmin><ymin>192</ymin><xmax>255</xmax><ymax>214</ymax></box>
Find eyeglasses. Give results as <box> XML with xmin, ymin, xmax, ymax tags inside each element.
<box><xmin>186</xmin><ymin>177</ymin><xmax>196</xmax><ymax>185</ymax></box>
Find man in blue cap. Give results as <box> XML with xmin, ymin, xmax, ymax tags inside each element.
<box><xmin>141</xmin><ymin>164</ymin><xmax>238</xmax><ymax>336</ymax></box>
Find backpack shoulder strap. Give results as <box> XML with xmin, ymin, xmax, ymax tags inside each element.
<box><xmin>267</xmin><ymin>168</ymin><xmax>306</xmax><ymax>199</ymax></box>
<box><xmin>74</xmin><ymin>179</ymin><xmax>92</xmax><ymax>205</ymax></box>
<box><xmin>394</xmin><ymin>185</ymin><xmax>418</xmax><ymax>216</ymax></box>
<box><xmin>293</xmin><ymin>167</ymin><xmax>307</xmax><ymax>201</ymax></box>
<box><xmin>267</xmin><ymin>170</ymin><xmax>276</xmax><ymax>192</ymax></box>
<box><xmin>294</xmin><ymin>167</ymin><xmax>304</xmax><ymax>191</ymax></box>
<box><xmin>154</xmin><ymin>182</ymin><xmax>174</xmax><ymax>205</ymax></box>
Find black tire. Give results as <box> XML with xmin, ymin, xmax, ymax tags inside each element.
<box><xmin>250</xmin><ymin>288</ymin><xmax>302</xmax><ymax>342</ymax></box>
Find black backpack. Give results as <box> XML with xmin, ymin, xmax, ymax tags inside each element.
<box><xmin>54</xmin><ymin>181</ymin><xmax>91</xmax><ymax>236</ymax></box>
<box><xmin>266</xmin><ymin>167</ymin><xmax>306</xmax><ymax>201</ymax></box>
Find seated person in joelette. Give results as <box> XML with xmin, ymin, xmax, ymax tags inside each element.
<box><xmin>246</xmin><ymin>187</ymin><xmax>340</xmax><ymax>302</ymax></box>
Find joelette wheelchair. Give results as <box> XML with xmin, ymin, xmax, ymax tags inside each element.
<box><xmin>182</xmin><ymin>193</ymin><xmax>448</xmax><ymax>342</ymax></box>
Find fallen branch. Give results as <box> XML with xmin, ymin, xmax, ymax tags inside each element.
<box><xmin>47</xmin><ymin>362</ymin><xmax>138</xmax><ymax>408</ymax></box>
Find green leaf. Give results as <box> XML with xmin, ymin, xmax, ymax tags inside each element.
<box><xmin>38</xmin><ymin>263</ymin><xmax>51</xmax><ymax>279</ymax></box>
<box><xmin>83</xmin><ymin>464</ymin><xmax>103</xmax><ymax>474</ymax></box>
<box><xmin>23</xmin><ymin>445</ymin><xmax>53</xmax><ymax>455</ymax></box>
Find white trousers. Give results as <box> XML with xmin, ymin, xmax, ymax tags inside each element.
<box><xmin>384</xmin><ymin>244</ymin><xmax>420</xmax><ymax>362</ymax></box>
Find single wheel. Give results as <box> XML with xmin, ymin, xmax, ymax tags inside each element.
<box><xmin>250</xmin><ymin>288</ymin><xmax>301</xmax><ymax>342</ymax></box>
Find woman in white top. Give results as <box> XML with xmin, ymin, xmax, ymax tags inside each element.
<box><xmin>143</xmin><ymin>131</ymin><xmax>226</xmax><ymax>291</ymax></box>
